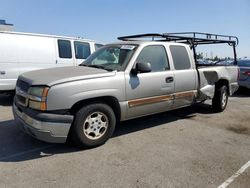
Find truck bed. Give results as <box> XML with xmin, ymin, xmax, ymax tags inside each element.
<box><xmin>197</xmin><ymin>65</ymin><xmax>239</xmax><ymax>100</ymax></box>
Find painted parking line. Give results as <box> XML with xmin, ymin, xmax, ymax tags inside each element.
<box><xmin>218</xmin><ymin>160</ymin><xmax>250</xmax><ymax>188</ymax></box>
<box><xmin>0</xmin><ymin>145</ymin><xmax>55</xmax><ymax>161</ymax></box>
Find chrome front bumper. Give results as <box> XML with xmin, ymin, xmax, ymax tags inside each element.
<box><xmin>13</xmin><ymin>102</ymin><xmax>73</xmax><ymax>143</ymax></box>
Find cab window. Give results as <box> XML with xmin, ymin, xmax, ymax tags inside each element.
<box><xmin>136</xmin><ymin>45</ymin><xmax>169</xmax><ymax>72</ymax></box>
<box><xmin>170</xmin><ymin>45</ymin><xmax>191</xmax><ymax>70</ymax></box>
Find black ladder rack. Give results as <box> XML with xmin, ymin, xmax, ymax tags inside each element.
<box><xmin>118</xmin><ymin>32</ymin><xmax>238</xmax><ymax>45</ymax></box>
<box><xmin>117</xmin><ymin>32</ymin><xmax>239</xmax><ymax>64</ymax></box>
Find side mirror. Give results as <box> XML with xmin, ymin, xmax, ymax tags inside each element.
<box><xmin>132</xmin><ymin>62</ymin><xmax>151</xmax><ymax>74</ymax></box>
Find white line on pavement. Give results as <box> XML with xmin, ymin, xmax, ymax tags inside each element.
<box><xmin>0</xmin><ymin>145</ymin><xmax>55</xmax><ymax>161</ymax></box>
<box><xmin>218</xmin><ymin>160</ymin><xmax>250</xmax><ymax>188</ymax></box>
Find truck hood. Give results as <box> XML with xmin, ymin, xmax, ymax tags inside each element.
<box><xmin>19</xmin><ymin>66</ymin><xmax>116</xmax><ymax>86</ymax></box>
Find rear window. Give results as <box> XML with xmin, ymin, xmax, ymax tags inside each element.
<box><xmin>74</xmin><ymin>41</ymin><xmax>90</xmax><ymax>59</ymax></box>
<box><xmin>58</xmin><ymin>40</ymin><xmax>72</xmax><ymax>58</ymax></box>
<box><xmin>238</xmin><ymin>60</ymin><xmax>250</xmax><ymax>67</ymax></box>
<box><xmin>170</xmin><ymin>45</ymin><xmax>191</xmax><ymax>70</ymax></box>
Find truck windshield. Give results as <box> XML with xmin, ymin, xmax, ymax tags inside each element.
<box><xmin>80</xmin><ymin>44</ymin><xmax>137</xmax><ymax>71</ymax></box>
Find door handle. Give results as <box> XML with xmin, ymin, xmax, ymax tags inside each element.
<box><xmin>0</xmin><ymin>71</ymin><xmax>6</xmax><ymax>75</ymax></box>
<box><xmin>165</xmin><ymin>77</ymin><xmax>174</xmax><ymax>83</ymax></box>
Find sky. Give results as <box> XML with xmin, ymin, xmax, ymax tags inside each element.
<box><xmin>0</xmin><ymin>0</ymin><xmax>249</xmax><ymax>58</ymax></box>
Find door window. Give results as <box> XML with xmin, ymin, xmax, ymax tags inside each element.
<box><xmin>58</xmin><ymin>40</ymin><xmax>72</xmax><ymax>59</ymax></box>
<box><xmin>136</xmin><ymin>45</ymin><xmax>169</xmax><ymax>72</ymax></box>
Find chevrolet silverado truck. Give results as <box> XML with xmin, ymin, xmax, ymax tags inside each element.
<box><xmin>13</xmin><ymin>32</ymin><xmax>239</xmax><ymax>148</ymax></box>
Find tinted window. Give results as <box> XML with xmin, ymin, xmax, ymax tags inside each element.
<box><xmin>74</xmin><ymin>41</ymin><xmax>90</xmax><ymax>59</ymax></box>
<box><xmin>95</xmin><ymin>43</ymin><xmax>104</xmax><ymax>50</ymax></box>
<box><xmin>238</xmin><ymin>60</ymin><xmax>250</xmax><ymax>67</ymax></box>
<box><xmin>170</xmin><ymin>45</ymin><xmax>191</xmax><ymax>70</ymax></box>
<box><xmin>58</xmin><ymin>40</ymin><xmax>72</xmax><ymax>58</ymax></box>
<box><xmin>136</xmin><ymin>45</ymin><xmax>169</xmax><ymax>72</ymax></box>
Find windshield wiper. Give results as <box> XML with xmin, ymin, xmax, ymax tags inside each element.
<box><xmin>79</xmin><ymin>64</ymin><xmax>89</xmax><ymax>67</ymax></box>
<box><xmin>88</xmin><ymin>64</ymin><xmax>105</xmax><ymax>69</ymax></box>
<box><xmin>79</xmin><ymin>64</ymin><xmax>104</xmax><ymax>68</ymax></box>
<box><xmin>80</xmin><ymin>64</ymin><xmax>113</xmax><ymax>71</ymax></box>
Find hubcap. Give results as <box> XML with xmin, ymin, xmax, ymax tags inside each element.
<box><xmin>221</xmin><ymin>90</ymin><xmax>227</xmax><ymax>108</ymax></box>
<box><xmin>83</xmin><ymin>112</ymin><xmax>108</xmax><ymax>140</ymax></box>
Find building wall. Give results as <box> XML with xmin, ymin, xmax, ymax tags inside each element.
<box><xmin>0</xmin><ymin>25</ymin><xmax>14</xmax><ymax>31</ymax></box>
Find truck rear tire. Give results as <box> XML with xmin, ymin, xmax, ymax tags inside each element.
<box><xmin>71</xmin><ymin>103</ymin><xmax>116</xmax><ymax>148</ymax></box>
<box><xmin>212</xmin><ymin>85</ymin><xmax>228</xmax><ymax>112</ymax></box>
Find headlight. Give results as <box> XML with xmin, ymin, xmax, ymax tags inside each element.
<box><xmin>29</xmin><ymin>100</ymin><xmax>47</xmax><ymax>111</ymax></box>
<box><xmin>29</xmin><ymin>87</ymin><xmax>44</xmax><ymax>97</ymax></box>
<box><xmin>28</xmin><ymin>87</ymin><xmax>49</xmax><ymax>111</ymax></box>
<box><xmin>29</xmin><ymin>87</ymin><xmax>49</xmax><ymax>97</ymax></box>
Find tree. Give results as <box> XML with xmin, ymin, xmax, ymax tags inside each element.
<box><xmin>214</xmin><ymin>56</ymin><xmax>219</xmax><ymax>61</ymax></box>
<box><xmin>196</xmin><ymin>52</ymin><xmax>204</xmax><ymax>59</ymax></box>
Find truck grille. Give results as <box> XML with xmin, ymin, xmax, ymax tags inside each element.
<box><xmin>16</xmin><ymin>79</ymin><xmax>30</xmax><ymax>93</ymax></box>
<box><xmin>16</xmin><ymin>79</ymin><xmax>30</xmax><ymax>106</ymax></box>
<box><xmin>16</xmin><ymin>95</ymin><xmax>27</xmax><ymax>106</ymax></box>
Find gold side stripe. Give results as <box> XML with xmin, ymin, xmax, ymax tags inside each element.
<box><xmin>128</xmin><ymin>95</ymin><xmax>173</xmax><ymax>108</ymax></box>
<box><xmin>128</xmin><ymin>90</ymin><xmax>196</xmax><ymax>108</ymax></box>
<box><xmin>174</xmin><ymin>91</ymin><xmax>196</xmax><ymax>99</ymax></box>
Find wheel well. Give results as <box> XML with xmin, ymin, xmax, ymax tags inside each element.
<box><xmin>70</xmin><ymin>96</ymin><xmax>121</xmax><ymax>121</ymax></box>
<box><xmin>215</xmin><ymin>79</ymin><xmax>229</xmax><ymax>93</ymax></box>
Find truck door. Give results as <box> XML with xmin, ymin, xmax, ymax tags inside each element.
<box><xmin>73</xmin><ymin>41</ymin><xmax>91</xmax><ymax>65</ymax></box>
<box><xmin>169</xmin><ymin>45</ymin><xmax>197</xmax><ymax>108</ymax></box>
<box><xmin>56</xmin><ymin>39</ymin><xmax>74</xmax><ymax>66</ymax></box>
<box><xmin>125</xmin><ymin>45</ymin><xmax>174</xmax><ymax>119</ymax></box>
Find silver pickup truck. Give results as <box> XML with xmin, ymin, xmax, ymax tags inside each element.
<box><xmin>13</xmin><ymin>32</ymin><xmax>239</xmax><ymax>148</ymax></box>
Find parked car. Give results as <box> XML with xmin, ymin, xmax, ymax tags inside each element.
<box><xmin>0</xmin><ymin>31</ymin><xmax>103</xmax><ymax>93</ymax></box>
<box><xmin>13</xmin><ymin>32</ymin><xmax>239</xmax><ymax>148</ymax></box>
<box><xmin>197</xmin><ymin>59</ymin><xmax>209</xmax><ymax>64</ymax></box>
<box><xmin>197</xmin><ymin>59</ymin><xmax>217</xmax><ymax>65</ymax></box>
<box><xmin>215</xmin><ymin>59</ymin><xmax>234</xmax><ymax>65</ymax></box>
<box><xmin>238</xmin><ymin>59</ymin><xmax>250</xmax><ymax>89</ymax></box>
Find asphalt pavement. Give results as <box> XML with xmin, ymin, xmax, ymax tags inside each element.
<box><xmin>0</xmin><ymin>89</ymin><xmax>249</xmax><ymax>188</ymax></box>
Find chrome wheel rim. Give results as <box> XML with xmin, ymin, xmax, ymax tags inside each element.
<box><xmin>221</xmin><ymin>91</ymin><xmax>227</xmax><ymax>108</ymax></box>
<box><xmin>83</xmin><ymin>112</ymin><xmax>108</xmax><ymax>140</ymax></box>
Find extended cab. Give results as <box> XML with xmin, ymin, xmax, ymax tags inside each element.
<box><xmin>13</xmin><ymin>32</ymin><xmax>239</xmax><ymax>148</ymax></box>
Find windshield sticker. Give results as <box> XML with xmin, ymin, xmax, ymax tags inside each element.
<box><xmin>120</xmin><ymin>45</ymin><xmax>136</xmax><ymax>50</ymax></box>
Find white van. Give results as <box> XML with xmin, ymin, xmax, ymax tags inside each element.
<box><xmin>0</xmin><ymin>31</ymin><xmax>103</xmax><ymax>93</ymax></box>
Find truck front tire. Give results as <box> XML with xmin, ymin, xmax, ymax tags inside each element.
<box><xmin>71</xmin><ymin>103</ymin><xmax>116</xmax><ymax>148</ymax></box>
<box><xmin>212</xmin><ymin>85</ymin><xmax>228</xmax><ymax>112</ymax></box>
